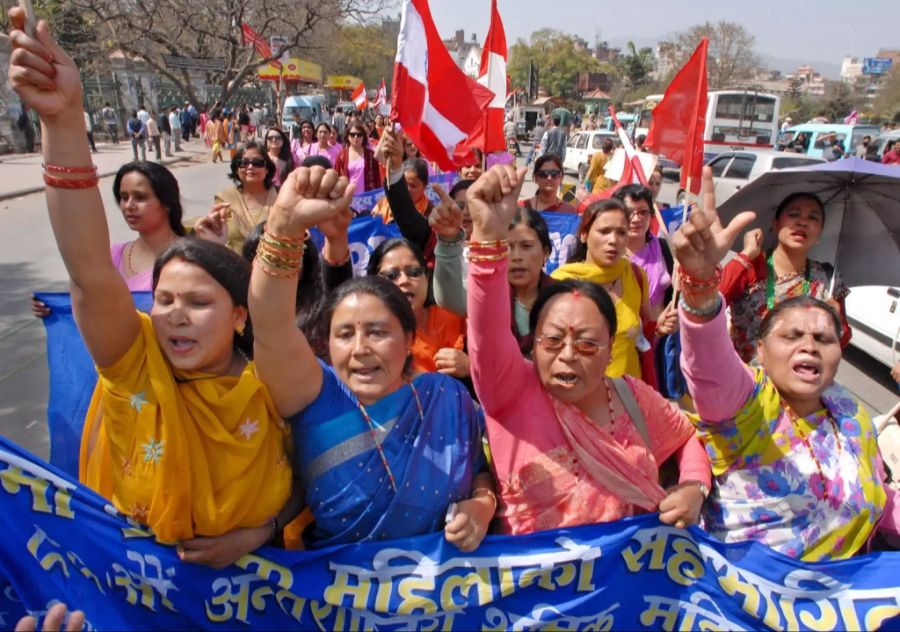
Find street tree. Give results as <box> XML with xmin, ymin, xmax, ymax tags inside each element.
<box><xmin>69</xmin><ymin>0</ymin><xmax>394</xmax><ymax>108</ymax></box>
<box><xmin>508</xmin><ymin>29</ymin><xmax>602</xmax><ymax>99</ymax></box>
<box><xmin>670</xmin><ymin>21</ymin><xmax>762</xmax><ymax>89</ymax></box>
<box><xmin>874</xmin><ymin>67</ymin><xmax>900</xmax><ymax>122</ymax></box>
<box><xmin>616</xmin><ymin>41</ymin><xmax>654</xmax><ymax>90</ymax></box>
<box><xmin>319</xmin><ymin>21</ymin><xmax>396</xmax><ymax>89</ymax></box>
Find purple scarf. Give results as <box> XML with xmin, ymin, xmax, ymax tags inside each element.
<box><xmin>630</xmin><ymin>236</ymin><xmax>671</xmax><ymax>307</ymax></box>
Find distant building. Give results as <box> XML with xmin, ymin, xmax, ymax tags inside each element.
<box><xmin>443</xmin><ymin>30</ymin><xmax>482</xmax><ymax>78</ymax></box>
<box><xmin>653</xmin><ymin>41</ymin><xmax>677</xmax><ymax>80</ymax></box>
<box><xmin>841</xmin><ymin>56</ymin><xmax>864</xmax><ymax>83</ymax></box>
<box><xmin>785</xmin><ymin>65</ymin><xmax>826</xmax><ymax>96</ymax></box>
<box><xmin>592</xmin><ymin>41</ymin><xmax>620</xmax><ymax>63</ymax></box>
<box><xmin>577</xmin><ymin>72</ymin><xmax>614</xmax><ymax>94</ymax></box>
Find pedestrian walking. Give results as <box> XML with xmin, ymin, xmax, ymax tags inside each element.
<box><xmin>84</xmin><ymin>109</ymin><xmax>97</xmax><ymax>153</ymax></box>
<box><xmin>16</xmin><ymin>106</ymin><xmax>35</xmax><ymax>152</ymax></box>
<box><xmin>181</xmin><ymin>103</ymin><xmax>192</xmax><ymax>142</ymax></box>
<box><xmin>146</xmin><ymin>113</ymin><xmax>162</xmax><ymax>161</ymax></box>
<box><xmin>188</xmin><ymin>103</ymin><xmax>199</xmax><ymax>138</ymax></box>
<box><xmin>137</xmin><ymin>104</ymin><xmax>150</xmax><ymax>126</ymax></box>
<box><xmin>541</xmin><ymin>115</ymin><xmax>567</xmax><ymax>163</ymax></box>
<box><xmin>168</xmin><ymin>106</ymin><xmax>182</xmax><ymax>152</ymax></box>
<box><xmin>101</xmin><ymin>102</ymin><xmax>119</xmax><ymax>143</ymax></box>
<box><xmin>238</xmin><ymin>105</ymin><xmax>251</xmax><ymax>142</ymax></box>
<box><xmin>126</xmin><ymin>110</ymin><xmax>146</xmax><ymax>161</ymax></box>
<box><xmin>159</xmin><ymin>109</ymin><xmax>173</xmax><ymax>157</ymax></box>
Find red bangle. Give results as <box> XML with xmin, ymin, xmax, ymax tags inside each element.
<box><xmin>42</xmin><ymin>163</ymin><xmax>98</xmax><ymax>174</ymax></box>
<box><xmin>322</xmin><ymin>251</ymin><xmax>351</xmax><ymax>266</ymax></box>
<box><xmin>680</xmin><ymin>265</ymin><xmax>722</xmax><ymax>290</ymax></box>
<box><xmin>42</xmin><ymin>173</ymin><xmax>99</xmax><ymax>189</ymax></box>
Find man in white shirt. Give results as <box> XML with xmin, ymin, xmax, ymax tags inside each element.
<box><xmin>84</xmin><ymin>110</ymin><xmax>97</xmax><ymax>153</ymax></box>
<box><xmin>168</xmin><ymin>106</ymin><xmax>182</xmax><ymax>152</ymax></box>
<box><xmin>137</xmin><ymin>105</ymin><xmax>150</xmax><ymax>126</ymax></box>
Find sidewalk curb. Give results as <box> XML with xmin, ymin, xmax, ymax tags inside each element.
<box><xmin>0</xmin><ymin>154</ymin><xmax>201</xmax><ymax>202</ymax></box>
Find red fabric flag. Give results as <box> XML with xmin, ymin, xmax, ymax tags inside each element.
<box><xmin>373</xmin><ymin>78</ymin><xmax>387</xmax><ymax>107</ymax></box>
<box><xmin>351</xmin><ymin>82</ymin><xmax>368</xmax><ymax>110</ymax></box>
<box><xmin>241</xmin><ymin>23</ymin><xmax>278</xmax><ymax>64</ymax></box>
<box><xmin>645</xmin><ymin>37</ymin><xmax>708</xmax><ymax>195</ymax></box>
<box><xmin>463</xmin><ymin>0</ymin><xmax>508</xmax><ymax>154</ymax></box>
<box><xmin>391</xmin><ymin>0</ymin><xmax>493</xmax><ymax>171</ymax></box>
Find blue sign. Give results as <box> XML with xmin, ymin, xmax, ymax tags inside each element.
<box><xmin>863</xmin><ymin>58</ymin><xmax>893</xmax><ymax>75</ymax></box>
<box><xmin>1</xmin><ymin>437</ymin><xmax>898</xmax><ymax>630</ymax></box>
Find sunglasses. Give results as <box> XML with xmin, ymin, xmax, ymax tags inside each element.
<box><xmin>536</xmin><ymin>169</ymin><xmax>562</xmax><ymax>179</ymax></box>
<box><xmin>378</xmin><ymin>266</ymin><xmax>426</xmax><ymax>282</ymax></box>
<box><xmin>238</xmin><ymin>158</ymin><xmax>266</xmax><ymax>168</ymax></box>
<box><xmin>348</xmin><ymin>132</ymin><xmax>365</xmax><ymax>138</ymax></box>
<box><xmin>266</xmin><ymin>135</ymin><xmax>282</xmax><ymax>142</ymax></box>
<box><xmin>534</xmin><ymin>334</ymin><xmax>607</xmax><ymax>356</ymax></box>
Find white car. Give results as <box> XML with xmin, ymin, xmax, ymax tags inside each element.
<box><xmin>845</xmin><ymin>285</ymin><xmax>900</xmax><ymax>370</ymax></box>
<box><xmin>702</xmin><ymin>150</ymin><xmax>826</xmax><ymax>206</ymax></box>
<box><xmin>563</xmin><ymin>130</ymin><xmax>617</xmax><ymax>180</ymax></box>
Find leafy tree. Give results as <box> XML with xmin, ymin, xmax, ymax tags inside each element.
<box><xmin>67</xmin><ymin>0</ymin><xmax>393</xmax><ymax>108</ymax></box>
<box><xmin>319</xmin><ymin>21</ymin><xmax>396</xmax><ymax>89</ymax></box>
<box><xmin>820</xmin><ymin>80</ymin><xmax>864</xmax><ymax>121</ymax></box>
<box><xmin>508</xmin><ymin>29</ymin><xmax>602</xmax><ymax>99</ymax></box>
<box><xmin>670</xmin><ymin>21</ymin><xmax>761</xmax><ymax>89</ymax></box>
<box><xmin>874</xmin><ymin>67</ymin><xmax>900</xmax><ymax>121</ymax></box>
<box><xmin>616</xmin><ymin>41</ymin><xmax>654</xmax><ymax>89</ymax></box>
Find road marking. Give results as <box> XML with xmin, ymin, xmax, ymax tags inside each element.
<box><xmin>0</xmin><ymin>352</ymin><xmax>44</xmax><ymax>384</ymax></box>
<box><xmin>26</xmin><ymin>419</ymin><xmax>37</xmax><ymax>429</ymax></box>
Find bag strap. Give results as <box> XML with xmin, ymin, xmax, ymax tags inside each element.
<box><xmin>610</xmin><ymin>377</ymin><xmax>652</xmax><ymax>452</ymax></box>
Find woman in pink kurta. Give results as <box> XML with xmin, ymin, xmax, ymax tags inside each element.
<box><xmin>466</xmin><ymin>165</ymin><xmax>711</xmax><ymax>536</ymax></box>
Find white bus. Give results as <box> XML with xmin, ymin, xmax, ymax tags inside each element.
<box><xmin>633</xmin><ymin>90</ymin><xmax>781</xmax><ymax>161</ymax></box>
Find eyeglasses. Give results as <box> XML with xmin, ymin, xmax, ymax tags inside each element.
<box><xmin>348</xmin><ymin>132</ymin><xmax>365</xmax><ymax>138</ymax></box>
<box><xmin>378</xmin><ymin>266</ymin><xmax>426</xmax><ymax>282</ymax></box>
<box><xmin>238</xmin><ymin>158</ymin><xmax>267</xmax><ymax>168</ymax></box>
<box><xmin>266</xmin><ymin>135</ymin><xmax>282</xmax><ymax>142</ymax></box>
<box><xmin>536</xmin><ymin>169</ymin><xmax>562</xmax><ymax>179</ymax></box>
<box><xmin>534</xmin><ymin>334</ymin><xmax>607</xmax><ymax>356</ymax></box>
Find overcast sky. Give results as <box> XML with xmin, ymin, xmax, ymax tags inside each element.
<box><xmin>421</xmin><ymin>0</ymin><xmax>897</xmax><ymax>76</ymax></box>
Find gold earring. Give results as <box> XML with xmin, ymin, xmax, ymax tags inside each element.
<box><xmin>235</xmin><ymin>322</ymin><xmax>246</xmax><ymax>336</ymax></box>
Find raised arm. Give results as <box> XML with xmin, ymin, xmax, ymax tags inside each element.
<box><xmin>672</xmin><ymin>167</ymin><xmax>758</xmax><ymax>422</ymax></box>
<box><xmin>466</xmin><ymin>166</ymin><xmax>534</xmax><ymax>416</ymax></box>
<box><xmin>249</xmin><ymin>166</ymin><xmax>355</xmax><ymax>417</ymax></box>
<box><xmin>8</xmin><ymin>11</ymin><xmax>138</xmax><ymax>368</ymax></box>
<box><xmin>429</xmin><ymin>184</ymin><xmax>468</xmax><ymax>317</ymax></box>
<box><xmin>375</xmin><ymin>128</ymin><xmax>432</xmax><ymax>251</ymax></box>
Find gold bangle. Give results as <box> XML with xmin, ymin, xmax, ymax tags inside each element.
<box><xmin>261</xmin><ymin>232</ymin><xmax>308</xmax><ymax>252</ymax></box>
<box><xmin>258</xmin><ymin>252</ymin><xmax>303</xmax><ymax>272</ymax></box>
<box><xmin>471</xmin><ymin>487</ymin><xmax>498</xmax><ymax>510</ymax></box>
<box><xmin>255</xmin><ymin>257</ymin><xmax>301</xmax><ymax>279</ymax></box>
<box><xmin>466</xmin><ymin>251</ymin><xmax>509</xmax><ymax>263</ymax></box>
<box><xmin>467</xmin><ymin>239</ymin><xmax>509</xmax><ymax>250</ymax></box>
<box><xmin>264</xmin><ymin>223</ymin><xmax>307</xmax><ymax>244</ymax></box>
<box><xmin>257</xmin><ymin>243</ymin><xmax>303</xmax><ymax>263</ymax></box>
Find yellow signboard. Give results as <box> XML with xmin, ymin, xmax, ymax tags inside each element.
<box><xmin>325</xmin><ymin>75</ymin><xmax>364</xmax><ymax>89</ymax></box>
<box><xmin>258</xmin><ymin>58</ymin><xmax>323</xmax><ymax>84</ymax></box>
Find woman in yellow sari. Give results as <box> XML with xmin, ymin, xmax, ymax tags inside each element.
<box><xmin>551</xmin><ymin>198</ymin><xmax>677</xmax><ymax>380</ymax></box>
<box><xmin>8</xmin><ymin>17</ymin><xmax>292</xmax><ymax>566</ymax></box>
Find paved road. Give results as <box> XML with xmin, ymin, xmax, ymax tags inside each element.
<box><xmin>0</xmin><ymin>156</ymin><xmax>896</xmax><ymax>461</ymax></box>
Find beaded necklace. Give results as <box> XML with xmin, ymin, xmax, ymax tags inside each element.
<box><xmin>784</xmin><ymin>402</ymin><xmax>842</xmax><ymax>500</ymax></box>
<box><xmin>356</xmin><ymin>382</ymin><xmax>425</xmax><ymax>493</ymax></box>
<box><xmin>765</xmin><ymin>250</ymin><xmax>810</xmax><ymax>310</ymax></box>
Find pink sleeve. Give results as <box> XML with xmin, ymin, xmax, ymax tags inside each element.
<box><xmin>879</xmin><ymin>486</ymin><xmax>900</xmax><ymax>536</ymax></box>
<box><xmin>467</xmin><ymin>258</ymin><xmax>533</xmax><ymax>418</ymax></box>
<box><xmin>109</xmin><ymin>242</ymin><xmax>127</xmax><ymax>276</ymax></box>
<box><xmin>679</xmin><ymin>296</ymin><xmax>755</xmax><ymax>422</ymax></box>
<box><xmin>675</xmin><ymin>434</ymin><xmax>712</xmax><ymax>487</ymax></box>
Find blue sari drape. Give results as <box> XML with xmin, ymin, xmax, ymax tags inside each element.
<box><xmin>291</xmin><ymin>363</ymin><xmax>485</xmax><ymax>549</ymax></box>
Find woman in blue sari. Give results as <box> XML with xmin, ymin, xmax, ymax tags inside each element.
<box><xmin>249</xmin><ymin>166</ymin><xmax>496</xmax><ymax>551</ymax></box>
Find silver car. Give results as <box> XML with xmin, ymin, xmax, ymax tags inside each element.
<box><xmin>702</xmin><ymin>150</ymin><xmax>826</xmax><ymax>206</ymax></box>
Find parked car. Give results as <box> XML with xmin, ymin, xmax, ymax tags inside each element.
<box><xmin>696</xmin><ymin>150</ymin><xmax>826</xmax><ymax>206</ymax></box>
<box><xmin>873</xmin><ymin>130</ymin><xmax>900</xmax><ymax>160</ymax></box>
<box><xmin>563</xmin><ymin>130</ymin><xmax>617</xmax><ymax>180</ymax></box>
<box><xmin>845</xmin><ymin>285</ymin><xmax>900</xmax><ymax>370</ymax></box>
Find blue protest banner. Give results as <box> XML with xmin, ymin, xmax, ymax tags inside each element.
<box><xmin>36</xmin><ymin>292</ymin><xmax>153</xmax><ymax>478</ymax></box>
<box><xmin>0</xmin><ymin>437</ymin><xmax>898</xmax><ymax>630</ymax></box>
<box><xmin>349</xmin><ymin>172</ymin><xmax>457</xmax><ymax>216</ymax></box>
<box><xmin>659</xmin><ymin>204</ymin><xmax>689</xmax><ymax>236</ymax></box>
<box><xmin>540</xmin><ymin>211</ymin><xmax>581</xmax><ymax>273</ymax></box>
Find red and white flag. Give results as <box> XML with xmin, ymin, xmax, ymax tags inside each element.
<box><xmin>391</xmin><ymin>0</ymin><xmax>493</xmax><ymax>170</ymax></box>
<box><xmin>241</xmin><ymin>23</ymin><xmax>279</xmax><ymax>67</ymax></box>
<box><xmin>373</xmin><ymin>78</ymin><xmax>387</xmax><ymax>107</ymax></box>
<box><xmin>466</xmin><ymin>0</ymin><xmax>508</xmax><ymax>153</ymax></box>
<box><xmin>351</xmin><ymin>82</ymin><xmax>368</xmax><ymax>110</ymax></box>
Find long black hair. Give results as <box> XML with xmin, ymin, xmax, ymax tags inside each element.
<box><xmin>366</xmin><ymin>237</ymin><xmax>434</xmax><ymax>308</ymax></box>
<box><xmin>229</xmin><ymin>140</ymin><xmax>276</xmax><ymax>189</ymax></box>
<box><xmin>510</xmin><ymin>206</ymin><xmax>552</xmax><ymax>254</ymax></box>
<box><xmin>153</xmin><ymin>239</ymin><xmax>253</xmax><ymax>357</ymax></box>
<box><xmin>265</xmin><ymin>126</ymin><xmax>295</xmax><ymax>182</ymax></box>
<box><xmin>113</xmin><ymin>161</ymin><xmax>187</xmax><ymax>236</ymax></box>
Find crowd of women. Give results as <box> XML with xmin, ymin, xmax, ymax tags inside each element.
<box><xmin>7</xmin><ymin>14</ymin><xmax>900</xmax><ymax>625</ymax></box>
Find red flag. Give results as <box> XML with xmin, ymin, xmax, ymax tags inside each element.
<box><xmin>241</xmin><ymin>23</ymin><xmax>280</xmax><ymax>68</ymax></box>
<box><xmin>464</xmin><ymin>0</ymin><xmax>508</xmax><ymax>154</ymax></box>
<box><xmin>373</xmin><ymin>78</ymin><xmax>387</xmax><ymax>108</ymax></box>
<box><xmin>351</xmin><ymin>82</ymin><xmax>368</xmax><ymax>110</ymax></box>
<box><xmin>645</xmin><ymin>37</ymin><xmax>708</xmax><ymax>195</ymax></box>
<box><xmin>391</xmin><ymin>0</ymin><xmax>493</xmax><ymax>171</ymax></box>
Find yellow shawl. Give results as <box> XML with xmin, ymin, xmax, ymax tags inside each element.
<box><xmin>550</xmin><ymin>259</ymin><xmax>647</xmax><ymax>379</ymax></box>
<box><xmin>80</xmin><ymin>312</ymin><xmax>292</xmax><ymax>543</ymax></box>
<box><xmin>214</xmin><ymin>186</ymin><xmax>278</xmax><ymax>254</ymax></box>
